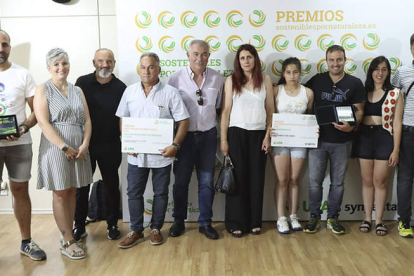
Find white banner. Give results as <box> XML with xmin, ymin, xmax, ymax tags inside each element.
<box><xmin>117</xmin><ymin>0</ymin><xmax>414</xmax><ymax>222</ymax></box>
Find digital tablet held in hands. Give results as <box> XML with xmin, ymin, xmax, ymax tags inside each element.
<box><xmin>0</xmin><ymin>115</ymin><xmax>20</xmax><ymax>139</ymax></box>
<box><xmin>315</xmin><ymin>105</ymin><xmax>356</xmax><ymax>126</ymax></box>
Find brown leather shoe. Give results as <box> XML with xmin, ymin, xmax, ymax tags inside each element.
<box><xmin>118</xmin><ymin>231</ymin><xmax>144</xmax><ymax>249</ymax></box>
<box><xmin>150</xmin><ymin>229</ymin><xmax>163</xmax><ymax>245</ymax></box>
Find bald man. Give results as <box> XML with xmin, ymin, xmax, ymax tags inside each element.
<box><xmin>73</xmin><ymin>49</ymin><xmax>126</xmax><ymax>241</ymax></box>
<box><xmin>0</xmin><ymin>29</ymin><xmax>46</xmax><ymax>261</ymax></box>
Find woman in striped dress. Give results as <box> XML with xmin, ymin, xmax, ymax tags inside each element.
<box><xmin>34</xmin><ymin>48</ymin><xmax>92</xmax><ymax>260</ymax></box>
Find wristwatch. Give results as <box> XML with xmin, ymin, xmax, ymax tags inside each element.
<box><xmin>61</xmin><ymin>144</ymin><xmax>69</xmax><ymax>152</ymax></box>
<box><xmin>172</xmin><ymin>143</ymin><xmax>181</xmax><ymax>150</ymax></box>
<box><xmin>19</xmin><ymin>123</ymin><xmax>30</xmax><ymax>134</ymax></box>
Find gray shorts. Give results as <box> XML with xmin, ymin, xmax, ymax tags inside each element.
<box><xmin>270</xmin><ymin>146</ymin><xmax>307</xmax><ymax>159</ymax></box>
<box><xmin>0</xmin><ymin>144</ymin><xmax>32</xmax><ymax>182</ymax></box>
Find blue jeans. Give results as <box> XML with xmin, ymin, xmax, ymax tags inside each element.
<box><xmin>308</xmin><ymin>141</ymin><xmax>352</xmax><ymax>218</ymax></box>
<box><xmin>127</xmin><ymin>163</ymin><xmax>171</xmax><ymax>233</ymax></box>
<box><xmin>172</xmin><ymin>127</ymin><xmax>217</xmax><ymax>226</ymax></box>
<box><xmin>397</xmin><ymin>126</ymin><xmax>414</xmax><ymax>220</ymax></box>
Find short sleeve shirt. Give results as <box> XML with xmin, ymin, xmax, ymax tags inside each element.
<box><xmin>0</xmin><ymin>63</ymin><xmax>36</xmax><ymax>147</ymax></box>
<box><xmin>116</xmin><ymin>80</ymin><xmax>189</xmax><ymax>168</ymax></box>
<box><xmin>306</xmin><ymin>72</ymin><xmax>365</xmax><ymax>143</ymax></box>
<box><xmin>392</xmin><ymin>63</ymin><xmax>414</xmax><ymax>126</ymax></box>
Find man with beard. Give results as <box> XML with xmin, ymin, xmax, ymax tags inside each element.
<box><xmin>73</xmin><ymin>48</ymin><xmax>126</xmax><ymax>240</ymax></box>
<box><xmin>0</xmin><ymin>29</ymin><xmax>46</xmax><ymax>260</ymax></box>
<box><xmin>303</xmin><ymin>45</ymin><xmax>365</xmax><ymax>234</ymax></box>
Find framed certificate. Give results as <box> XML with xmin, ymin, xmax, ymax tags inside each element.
<box><xmin>315</xmin><ymin>105</ymin><xmax>356</xmax><ymax>125</ymax></box>
<box><xmin>121</xmin><ymin>117</ymin><xmax>174</xmax><ymax>154</ymax></box>
<box><xmin>271</xmin><ymin>114</ymin><xmax>318</xmax><ymax>148</ymax></box>
<box><xmin>0</xmin><ymin>115</ymin><xmax>20</xmax><ymax>139</ymax></box>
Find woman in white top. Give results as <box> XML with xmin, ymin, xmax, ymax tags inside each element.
<box><xmin>271</xmin><ymin>58</ymin><xmax>314</xmax><ymax>234</ymax></box>
<box><xmin>220</xmin><ymin>44</ymin><xmax>274</xmax><ymax>237</ymax></box>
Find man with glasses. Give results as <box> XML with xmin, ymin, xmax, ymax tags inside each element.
<box><xmin>303</xmin><ymin>45</ymin><xmax>365</xmax><ymax>234</ymax></box>
<box><xmin>167</xmin><ymin>39</ymin><xmax>224</xmax><ymax>239</ymax></box>
<box><xmin>392</xmin><ymin>33</ymin><xmax>414</xmax><ymax>238</ymax></box>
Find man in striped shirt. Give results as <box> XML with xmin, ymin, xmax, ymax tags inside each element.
<box><xmin>392</xmin><ymin>33</ymin><xmax>414</xmax><ymax>238</ymax></box>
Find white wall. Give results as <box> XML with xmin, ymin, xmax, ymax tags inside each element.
<box><xmin>0</xmin><ymin>0</ymin><xmax>118</xmax><ymax>214</ymax></box>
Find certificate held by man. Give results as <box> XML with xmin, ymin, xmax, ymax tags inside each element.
<box><xmin>121</xmin><ymin>117</ymin><xmax>174</xmax><ymax>154</ymax></box>
<box><xmin>271</xmin><ymin>114</ymin><xmax>318</xmax><ymax>148</ymax></box>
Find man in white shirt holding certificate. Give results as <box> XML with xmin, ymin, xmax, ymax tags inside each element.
<box><xmin>116</xmin><ymin>52</ymin><xmax>189</xmax><ymax>248</ymax></box>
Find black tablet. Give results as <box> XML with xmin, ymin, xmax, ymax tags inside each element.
<box><xmin>0</xmin><ymin>115</ymin><xmax>20</xmax><ymax>139</ymax></box>
<box><xmin>315</xmin><ymin>105</ymin><xmax>337</xmax><ymax>125</ymax></box>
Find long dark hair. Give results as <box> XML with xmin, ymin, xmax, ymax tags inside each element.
<box><xmin>277</xmin><ymin>57</ymin><xmax>302</xmax><ymax>85</ymax></box>
<box><xmin>231</xmin><ymin>44</ymin><xmax>263</xmax><ymax>94</ymax></box>
<box><xmin>365</xmin><ymin>56</ymin><xmax>393</xmax><ymax>92</ymax></box>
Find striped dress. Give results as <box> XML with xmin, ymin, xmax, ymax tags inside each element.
<box><xmin>37</xmin><ymin>80</ymin><xmax>92</xmax><ymax>191</ymax></box>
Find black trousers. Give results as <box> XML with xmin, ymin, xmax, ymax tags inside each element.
<box><xmin>74</xmin><ymin>140</ymin><xmax>122</xmax><ymax>227</ymax></box>
<box><xmin>225</xmin><ymin>127</ymin><xmax>266</xmax><ymax>233</ymax></box>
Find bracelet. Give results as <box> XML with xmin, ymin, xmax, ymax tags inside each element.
<box><xmin>221</xmin><ymin>141</ymin><xmax>228</xmax><ymax>144</ymax></box>
<box><xmin>19</xmin><ymin>123</ymin><xmax>30</xmax><ymax>133</ymax></box>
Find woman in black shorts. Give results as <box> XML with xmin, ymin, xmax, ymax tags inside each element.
<box><xmin>354</xmin><ymin>56</ymin><xmax>403</xmax><ymax>236</ymax></box>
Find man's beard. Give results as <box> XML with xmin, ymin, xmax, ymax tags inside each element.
<box><xmin>0</xmin><ymin>53</ymin><xmax>9</xmax><ymax>64</ymax></box>
<box><xmin>97</xmin><ymin>68</ymin><xmax>112</xmax><ymax>78</ymax></box>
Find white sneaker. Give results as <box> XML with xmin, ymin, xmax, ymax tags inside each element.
<box><xmin>277</xmin><ymin>216</ymin><xmax>290</xmax><ymax>234</ymax></box>
<box><xmin>289</xmin><ymin>214</ymin><xmax>302</xmax><ymax>231</ymax></box>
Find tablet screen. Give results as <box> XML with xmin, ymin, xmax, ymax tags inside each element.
<box><xmin>336</xmin><ymin>106</ymin><xmax>355</xmax><ymax>122</ymax></box>
<box><xmin>0</xmin><ymin>115</ymin><xmax>19</xmax><ymax>138</ymax></box>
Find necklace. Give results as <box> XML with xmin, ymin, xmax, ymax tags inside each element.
<box><xmin>284</xmin><ymin>85</ymin><xmax>300</xmax><ymax>95</ymax></box>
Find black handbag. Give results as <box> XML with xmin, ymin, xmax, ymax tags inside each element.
<box><xmin>215</xmin><ymin>156</ymin><xmax>236</xmax><ymax>195</ymax></box>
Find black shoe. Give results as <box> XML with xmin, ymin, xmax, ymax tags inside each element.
<box><xmin>107</xmin><ymin>225</ymin><xmax>121</xmax><ymax>240</ymax></box>
<box><xmin>72</xmin><ymin>226</ymin><xmax>87</xmax><ymax>241</ymax></box>
<box><xmin>199</xmin><ymin>225</ymin><xmax>219</xmax><ymax>239</ymax></box>
<box><xmin>169</xmin><ymin>220</ymin><xmax>185</xmax><ymax>237</ymax></box>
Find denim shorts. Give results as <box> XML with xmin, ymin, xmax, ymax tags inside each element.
<box><xmin>353</xmin><ymin>124</ymin><xmax>393</xmax><ymax>160</ymax></box>
<box><xmin>0</xmin><ymin>144</ymin><xmax>32</xmax><ymax>182</ymax></box>
<box><xmin>270</xmin><ymin>146</ymin><xmax>307</xmax><ymax>159</ymax></box>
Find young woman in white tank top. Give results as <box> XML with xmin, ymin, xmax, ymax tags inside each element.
<box><xmin>270</xmin><ymin>58</ymin><xmax>314</xmax><ymax>234</ymax></box>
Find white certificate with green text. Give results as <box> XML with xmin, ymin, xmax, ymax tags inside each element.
<box><xmin>121</xmin><ymin>118</ymin><xmax>174</xmax><ymax>154</ymax></box>
<box><xmin>271</xmin><ymin>114</ymin><xmax>318</xmax><ymax>148</ymax></box>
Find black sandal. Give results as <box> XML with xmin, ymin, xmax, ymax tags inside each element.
<box><xmin>231</xmin><ymin>230</ymin><xmax>243</xmax><ymax>238</ymax></box>
<box><xmin>359</xmin><ymin>221</ymin><xmax>371</xmax><ymax>233</ymax></box>
<box><xmin>375</xmin><ymin>223</ymin><xmax>387</xmax><ymax>236</ymax></box>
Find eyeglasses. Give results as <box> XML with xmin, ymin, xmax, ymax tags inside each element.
<box><xmin>332</xmin><ymin>85</ymin><xmax>337</xmax><ymax>96</ymax></box>
<box><xmin>196</xmin><ymin>89</ymin><xmax>203</xmax><ymax>106</ymax></box>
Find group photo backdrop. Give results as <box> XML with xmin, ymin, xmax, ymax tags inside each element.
<box><xmin>116</xmin><ymin>0</ymin><xmax>414</xmax><ymax>222</ymax></box>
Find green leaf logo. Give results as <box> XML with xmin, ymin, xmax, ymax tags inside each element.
<box><xmin>203</xmin><ymin>11</ymin><xmax>220</xmax><ymax>28</ymax></box>
<box><xmin>340</xmin><ymin>33</ymin><xmax>357</xmax><ymax>51</ymax></box>
<box><xmin>226</xmin><ymin>35</ymin><xmax>243</xmax><ymax>52</ymax></box>
<box><xmin>158</xmin><ymin>36</ymin><xmax>175</xmax><ymax>53</ymax></box>
<box><xmin>135</xmin><ymin>36</ymin><xmax>153</xmax><ymax>53</ymax></box>
<box><xmin>249</xmin><ymin>10</ymin><xmax>266</xmax><ymax>27</ymax></box>
<box><xmin>317</xmin><ymin>34</ymin><xmax>334</xmax><ymax>51</ymax></box>
<box><xmin>363</xmin><ymin>33</ymin><xmax>380</xmax><ymax>50</ymax></box>
<box><xmin>226</xmin><ymin>10</ymin><xmax>243</xmax><ymax>28</ymax></box>
<box><xmin>249</xmin><ymin>34</ymin><xmax>266</xmax><ymax>52</ymax></box>
<box><xmin>158</xmin><ymin>11</ymin><xmax>175</xmax><ymax>28</ymax></box>
<box><xmin>181</xmin><ymin>11</ymin><xmax>198</xmax><ymax>28</ymax></box>
<box><xmin>272</xmin><ymin>35</ymin><xmax>289</xmax><ymax>52</ymax></box>
<box><xmin>295</xmin><ymin>34</ymin><xmax>312</xmax><ymax>52</ymax></box>
<box><xmin>135</xmin><ymin>11</ymin><xmax>152</xmax><ymax>29</ymax></box>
